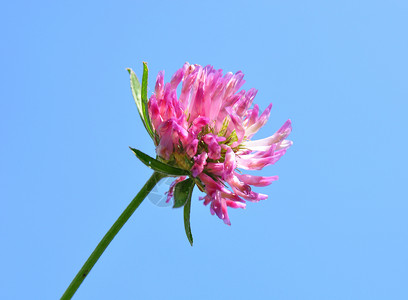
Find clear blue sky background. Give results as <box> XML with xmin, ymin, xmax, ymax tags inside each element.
<box><xmin>1</xmin><ymin>1</ymin><xmax>407</xmax><ymax>299</ymax></box>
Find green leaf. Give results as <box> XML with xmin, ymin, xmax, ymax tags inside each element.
<box><xmin>127</xmin><ymin>66</ymin><xmax>154</xmax><ymax>140</ymax></box>
<box><xmin>127</xmin><ymin>68</ymin><xmax>142</xmax><ymax>118</ymax></box>
<box><xmin>173</xmin><ymin>178</ymin><xmax>194</xmax><ymax>208</ymax></box>
<box><xmin>141</xmin><ymin>62</ymin><xmax>149</xmax><ymax>107</ymax></box>
<box><xmin>184</xmin><ymin>195</ymin><xmax>194</xmax><ymax>246</ymax></box>
<box><xmin>129</xmin><ymin>147</ymin><xmax>190</xmax><ymax>176</ymax></box>
<box><xmin>141</xmin><ymin>62</ymin><xmax>154</xmax><ymax>139</ymax></box>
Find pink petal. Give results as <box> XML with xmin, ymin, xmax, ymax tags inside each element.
<box><xmin>189</xmin><ymin>81</ymin><xmax>205</xmax><ymax>119</ymax></box>
<box><xmin>155</xmin><ymin>119</ymin><xmax>189</xmax><ymax>160</ymax></box>
<box><xmin>244</xmin><ymin>104</ymin><xmax>259</xmax><ymax>128</ymax></box>
<box><xmin>225</xmin><ymin>107</ymin><xmax>245</xmax><ymax>148</ymax></box>
<box><xmin>202</xmin><ymin>134</ymin><xmax>222</xmax><ymax>160</ymax></box>
<box><xmin>189</xmin><ymin>116</ymin><xmax>209</xmax><ymax>136</ymax></box>
<box><xmin>186</xmin><ymin>139</ymin><xmax>198</xmax><ymax>157</ymax></box>
<box><xmin>148</xmin><ymin>95</ymin><xmax>162</xmax><ymax>130</ymax></box>
<box><xmin>222</xmin><ymin>145</ymin><xmax>236</xmax><ymax>179</ymax></box>
<box><xmin>209</xmin><ymin>192</ymin><xmax>231</xmax><ymax>225</ymax></box>
<box><xmin>206</xmin><ymin>163</ymin><xmax>224</xmax><ymax>176</ymax></box>
<box><xmin>155</xmin><ymin>70</ymin><xmax>165</xmax><ymax>100</ymax></box>
<box><xmin>225</xmin><ymin>199</ymin><xmax>246</xmax><ymax>209</ymax></box>
<box><xmin>191</xmin><ymin>152</ymin><xmax>208</xmax><ymax>177</ymax></box>
<box><xmin>236</xmin><ymin>149</ymin><xmax>287</xmax><ymax>170</ymax></box>
<box><xmin>235</xmin><ymin>173</ymin><xmax>279</xmax><ymax>187</ymax></box>
<box><xmin>170</xmin><ymin>64</ymin><xmax>188</xmax><ymax>89</ymax></box>
<box><xmin>179</xmin><ymin>65</ymin><xmax>199</xmax><ymax>108</ymax></box>
<box><xmin>156</xmin><ymin>120</ymin><xmax>175</xmax><ymax>160</ymax></box>
<box><xmin>224</xmin><ymin>71</ymin><xmax>245</xmax><ymax>100</ymax></box>
<box><xmin>245</xmin><ymin>103</ymin><xmax>273</xmax><ymax>138</ymax></box>
<box><xmin>234</xmin><ymin>88</ymin><xmax>258</xmax><ymax>117</ymax></box>
<box><xmin>277</xmin><ymin>140</ymin><xmax>293</xmax><ymax>150</ymax></box>
<box><xmin>243</xmin><ymin>119</ymin><xmax>292</xmax><ymax>151</ymax></box>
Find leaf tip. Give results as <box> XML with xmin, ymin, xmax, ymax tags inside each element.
<box><xmin>129</xmin><ymin>146</ymin><xmax>137</xmax><ymax>155</ymax></box>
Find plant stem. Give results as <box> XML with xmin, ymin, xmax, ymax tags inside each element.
<box><xmin>61</xmin><ymin>171</ymin><xmax>166</xmax><ymax>300</ymax></box>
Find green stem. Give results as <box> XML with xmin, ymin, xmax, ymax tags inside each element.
<box><xmin>61</xmin><ymin>172</ymin><xmax>166</xmax><ymax>300</ymax></box>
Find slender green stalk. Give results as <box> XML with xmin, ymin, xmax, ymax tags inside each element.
<box><xmin>61</xmin><ymin>172</ymin><xmax>166</xmax><ymax>300</ymax></box>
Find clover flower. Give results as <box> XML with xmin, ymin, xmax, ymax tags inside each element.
<box><xmin>61</xmin><ymin>62</ymin><xmax>293</xmax><ymax>299</ymax></box>
<box><xmin>143</xmin><ymin>63</ymin><xmax>292</xmax><ymax>226</ymax></box>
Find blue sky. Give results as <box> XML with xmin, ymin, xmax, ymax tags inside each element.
<box><xmin>1</xmin><ymin>1</ymin><xmax>407</xmax><ymax>299</ymax></box>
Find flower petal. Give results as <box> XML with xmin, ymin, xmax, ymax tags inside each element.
<box><xmin>245</xmin><ymin>103</ymin><xmax>273</xmax><ymax>138</ymax></box>
<box><xmin>243</xmin><ymin>119</ymin><xmax>292</xmax><ymax>150</ymax></box>
<box><xmin>235</xmin><ymin>173</ymin><xmax>279</xmax><ymax>187</ymax></box>
<box><xmin>155</xmin><ymin>70</ymin><xmax>165</xmax><ymax>100</ymax></box>
<box><xmin>191</xmin><ymin>152</ymin><xmax>208</xmax><ymax>177</ymax></box>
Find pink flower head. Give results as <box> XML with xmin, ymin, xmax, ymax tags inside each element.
<box><xmin>148</xmin><ymin>63</ymin><xmax>292</xmax><ymax>225</ymax></box>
